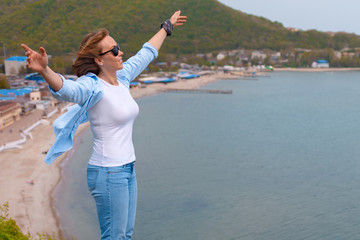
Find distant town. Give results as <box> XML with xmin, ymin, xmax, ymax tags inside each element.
<box><xmin>0</xmin><ymin>55</ymin><xmax>214</xmax><ymax>151</ymax></box>
<box><xmin>1</xmin><ymin>45</ymin><xmax>360</xmax><ymax>151</ymax></box>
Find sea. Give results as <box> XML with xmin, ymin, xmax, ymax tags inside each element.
<box><xmin>53</xmin><ymin>71</ymin><xmax>360</xmax><ymax>240</ymax></box>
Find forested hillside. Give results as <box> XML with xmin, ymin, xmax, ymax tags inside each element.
<box><xmin>1</xmin><ymin>0</ymin><xmax>360</xmax><ymax>57</ymax></box>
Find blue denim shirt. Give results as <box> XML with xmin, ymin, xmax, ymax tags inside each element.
<box><xmin>44</xmin><ymin>42</ymin><xmax>158</xmax><ymax>165</ymax></box>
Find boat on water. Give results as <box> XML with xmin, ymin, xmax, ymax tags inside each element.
<box><xmin>138</xmin><ymin>76</ymin><xmax>176</xmax><ymax>84</ymax></box>
<box><xmin>177</xmin><ymin>71</ymin><xmax>200</xmax><ymax>79</ymax></box>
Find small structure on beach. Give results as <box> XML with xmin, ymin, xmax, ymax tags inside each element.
<box><xmin>30</xmin><ymin>91</ymin><xmax>41</xmax><ymax>101</ymax></box>
<box><xmin>312</xmin><ymin>60</ymin><xmax>329</xmax><ymax>68</ymax></box>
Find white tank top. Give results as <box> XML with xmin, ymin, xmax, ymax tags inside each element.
<box><xmin>87</xmin><ymin>79</ymin><xmax>139</xmax><ymax>167</ymax></box>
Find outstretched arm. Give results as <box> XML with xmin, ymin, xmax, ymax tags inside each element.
<box><xmin>121</xmin><ymin>10</ymin><xmax>187</xmax><ymax>82</ymax></box>
<box><xmin>21</xmin><ymin>44</ymin><xmax>91</xmax><ymax>105</ymax></box>
<box><xmin>21</xmin><ymin>44</ymin><xmax>63</xmax><ymax>91</ymax></box>
<box><xmin>148</xmin><ymin>10</ymin><xmax>187</xmax><ymax>51</ymax></box>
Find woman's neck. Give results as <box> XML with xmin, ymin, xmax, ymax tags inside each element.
<box><xmin>98</xmin><ymin>71</ymin><xmax>118</xmax><ymax>86</ymax></box>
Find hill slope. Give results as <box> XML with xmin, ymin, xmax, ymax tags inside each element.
<box><xmin>1</xmin><ymin>0</ymin><xmax>360</xmax><ymax>56</ymax></box>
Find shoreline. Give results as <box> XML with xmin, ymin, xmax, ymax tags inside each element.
<box><xmin>274</xmin><ymin>67</ymin><xmax>360</xmax><ymax>72</ymax></box>
<box><xmin>0</xmin><ymin>72</ymin><xmax>234</xmax><ymax>238</ymax></box>
<box><xmin>50</xmin><ymin>122</ymin><xmax>90</xmax><ymax>239</ymax></box>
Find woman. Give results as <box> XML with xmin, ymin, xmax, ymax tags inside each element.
<box><xmin>21</xmin><ymin>11</ymin><xmax>187</xmax><ymax>240</ymax></box>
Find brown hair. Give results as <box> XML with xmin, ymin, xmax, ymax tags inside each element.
<box><xmin>72</xmin><ymin>28</ymin><xmax>109</xmax><ymax>77</ymax></box>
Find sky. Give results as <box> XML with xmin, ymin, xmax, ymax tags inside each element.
<box><xmin>218</xmin><ymin>0</ymin><xmax>360</xmax><ymax>35</ymax></box>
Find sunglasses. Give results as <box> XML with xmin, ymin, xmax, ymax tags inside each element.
<box><xmin>99</xmin><ymin>44</ymin><xmax>120</xmax><ymax>56</ymax></box>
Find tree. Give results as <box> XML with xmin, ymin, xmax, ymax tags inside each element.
<box><xmin>0</xmin><ymin>202</ymin><xmax>58</xmax><ymax>240</ymax></box>
<box><xmin>49</xmin><ymin>55</ymin><xmax>74</xmax><ymax>75</ymax></box>
<box><xmin>250</xmin><ymin>57</ymin><xmax>261</xmax><ymax>66</ymax></box>
<box><xmin>0</xmin><ymin>75</ymin><xmax>10</xmax><ymax>89</ymax></box>
<box><xmin>0</xmin><ymin>202</ymin><xmax>31</xmax><ymax>239</ymax></box>
<box><xmin>19</xmin><ymin>65</ymin><xmax>28</xmax><ymax>75</ymax></box>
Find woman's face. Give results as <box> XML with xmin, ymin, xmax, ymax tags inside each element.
<box><xmin>97</xmin><ymin>35</ymin><xmax>124</xmax><ymax>71</ymax></box>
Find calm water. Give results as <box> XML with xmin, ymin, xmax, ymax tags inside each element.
<box><xmin>54</xmin><ymin>71</ymin><xmax>360</xmax><ymax>240</ymax></box>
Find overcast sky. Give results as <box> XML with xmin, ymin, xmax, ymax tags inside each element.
<box><xmin>218</xmin><ymin>0</ymin><xmax>360</xmax><ymax>35</ymax></box>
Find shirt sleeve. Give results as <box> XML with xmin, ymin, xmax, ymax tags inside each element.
<box><xmin>119</xmin><ymin>42</ymin><xmax>158</xmax><ymax>83</ymax></box>
<box><xmin>49</xmin><ymin>74</ymin><xmax>92</xmax><ymax>106</ymax></box>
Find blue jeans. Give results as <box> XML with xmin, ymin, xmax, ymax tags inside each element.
<box><xmin>87</xmin><ymin>162</ymin><xmax>137</xmax><ymax>240</ymax></box>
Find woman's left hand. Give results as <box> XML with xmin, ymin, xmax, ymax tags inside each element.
<box><xmin>170</xmin><ymin>10</ymin><xmax>187</xmax><ymax>27</ymax></box>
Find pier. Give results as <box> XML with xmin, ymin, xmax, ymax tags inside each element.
<box><xmin>163</xmin><ymin>88</ymin><xmax>232</xmax><ymax>94</ymax></box>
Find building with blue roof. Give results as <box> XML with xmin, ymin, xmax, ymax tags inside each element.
<box><xmin>0</xmin><ymin>88</ymin><xmax>33</xmax><ymax>96</ymax></box>
<box><xmin>25</xmin><ymin>72</ymin><xmax>45</xmax><ymax>82</ymax></box>
<box><xmin>5</xmin><ymin>56</ymin><xmax>27</xmax><ymax>76</ymax></box>
<box><xmin>312</xmin><ymin>59</ymin><xmax>329</xmax><ymax>68</ymax></box>
<box><xmin>6</xmin><ymin>56</ymin><xmax>27</xmax><ymax>62</ymax></box>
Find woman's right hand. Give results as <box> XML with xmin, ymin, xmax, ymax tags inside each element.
<box><xmin>20</xmin><ymin>43</ymin><xmax>63</xmax><ymax>91</ymax></box>
<box><xmin>21</xmin><ymin>44</ymin><xmax>48</xmax><ymax>73</ymax></box>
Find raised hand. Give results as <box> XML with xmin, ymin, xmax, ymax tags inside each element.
<box><xmin>170</xmin><ymin>10</ymin><xmax>187</xmax><ymax>27</ymax></box>
<box><xmin>20</xmin><ymin>44</ymin><xmax>63</xmax><ymax>91</ymax></box>
<box><xmin>20</xmin><ymin>44</ymin><xmax>48</xmax><ymax>73</ymax></box>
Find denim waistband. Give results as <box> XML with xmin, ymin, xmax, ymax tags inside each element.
<box><xmin>87</xmin><ymin>161</ymin><xmax>135</xmax><ymax>171</ymax></box>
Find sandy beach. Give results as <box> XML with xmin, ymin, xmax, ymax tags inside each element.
<box><xmin>0</xmin><ymin>72</ymin><xmax>234</xmax><ymax>238</ymax></box>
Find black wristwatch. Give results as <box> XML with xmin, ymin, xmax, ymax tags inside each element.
<box><xmin>160</xmin><ymin>19</ymin><xmax>173</xmax><ymax>36</ymax></box>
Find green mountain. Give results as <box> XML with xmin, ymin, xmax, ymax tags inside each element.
<box><xmin>1</xmin><ymin>0</ymin><xmax>360</xmax><ymax>57</ymax></box>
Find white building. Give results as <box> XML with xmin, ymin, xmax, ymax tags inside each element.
<box><xmin>5</xmin><ymin>56</ymin><xmax>27</xmax><ymax>76</ymax></box>
<box><xmin>30</xmin><ymin>91</ymin><xmax>41</xmax><ymax>101</ymax></box>
<box><xmin>216</xmin><ymin>52</ymin><xmax>227</xmax><ymax>61</ymax></box>
<box><xmin>334</xmin><ymin>51</ymin><xmax>342</xmax><ymax>59</ymax></box>
<box><xmin>0</xmin><ymin>101</ymin><xmax>22</xmax><ymax>130</ymax></box>
<box><xmin>312</xmin><ymin>60</ymin><xmax>330</xmax><ymax>68</ymax></box>
<box><xmin>271</xmin><ymin>52</ymin><xmax>281</xmax><ymax>60</ymax></box>
<box><xmin>251</xmin><ymin>51</ymin><xmax>267</xmax><ymax>60</ymax></box>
